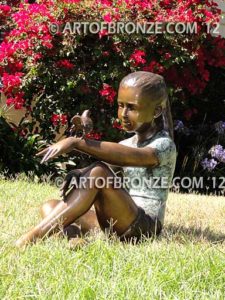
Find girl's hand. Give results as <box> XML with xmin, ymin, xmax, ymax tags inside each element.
<box><xmin>36</xmin><ymin>137</ymin><xmax>76</xmax><ymax>164</ymax></box>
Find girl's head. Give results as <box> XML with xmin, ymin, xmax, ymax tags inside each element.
<box><xmin>117</xmin><ymin>71</ymin><xmax>173</xmax><ymax>138</ymax></box>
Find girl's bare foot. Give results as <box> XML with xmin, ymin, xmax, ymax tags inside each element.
<box><xmin>15</xmin><ymin>231</ymin><xmax>37</xmax><ymax>248</ymax></box>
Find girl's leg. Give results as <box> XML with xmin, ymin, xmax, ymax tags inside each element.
<box><xmin>15</xmin><ymin>162</ymin><xmax>138</xmax><ymax>247</ymax></box>
<box><xmin>40</xmin><ymin>199</ymin><xmax>99</xmax><ymax>235</ymax></box>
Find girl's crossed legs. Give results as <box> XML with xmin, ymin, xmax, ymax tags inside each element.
<box><xmin>15</xmin><ymin>162</ymin><xmax>139</xmax><ymax>247</ymax></box>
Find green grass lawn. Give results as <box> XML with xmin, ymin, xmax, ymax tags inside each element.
<box><xmin>0</xmin><ymin>178</ymin><xmax>224</xmax><ymax>299</ymax></box>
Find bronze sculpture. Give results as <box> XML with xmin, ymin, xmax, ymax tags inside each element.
<box><xmin>69</xmin><ymin>109</ymin><xmax>93</xmax><ymax>138</ymax></box>
<box><xmin>15</xmin><ymin>71</ymin><xmax>177</xmax><ymax>248</ymax></box>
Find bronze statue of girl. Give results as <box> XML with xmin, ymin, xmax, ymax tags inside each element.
<box><xmin>15</xmin><ymin>71</ymin><xmax>177</xmax><ymax>247</ymax></box>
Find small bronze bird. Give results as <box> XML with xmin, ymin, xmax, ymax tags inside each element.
<box><xmin>70</xmin><ymin>109</ymin><xmax>93</xmax><ymax>138</ymax></box>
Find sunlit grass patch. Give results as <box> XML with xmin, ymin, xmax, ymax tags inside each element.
<box><xmin>0</xmin><ymin>179</ymin><xmax>224</xmax><ymax>299</ymax></box>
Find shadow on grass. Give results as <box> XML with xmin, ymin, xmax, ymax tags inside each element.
<box><xmin>163</xmin><ymin>224</ymin><xmax>225</xmax><ymax>244</ymax></box>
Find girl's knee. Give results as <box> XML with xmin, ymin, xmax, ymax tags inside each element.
<box><xmin>40</xmin><ymin>199</ymin><xmax>60</xmax><ymax>219</ymax></box>
<box><xmin>89</xmin><ymin>162</ymin><xmax>111</xmax><ymax>178</ymax></box>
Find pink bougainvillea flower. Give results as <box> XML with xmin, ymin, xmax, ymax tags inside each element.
<box><xmin>125</xmin><ymin>0</ymin><xmax>152</xmax><ymax>10</ymax></box>
<box><xmin>13</xmin><ymin>61</ymin><xmax>24</xmax><ymax>71</ymax></box>
<box><xmin>51</xmin><ymin>114</ymin><xmax>68</xmax><ymax>126</ymax></box>
<box><xmin>102</xmin><ymin>51</ymin><xmax>110</xmax><ymax>57</ymax></box>
<box><xmin>85</xmin><ymin>131</ymin><xmax>102</xmax><ymax>140</ymax></box>
<box><xmin>129</xmin><ymin>49</ymin><xmax>146</xmax><ymax>66</ymax></box>
<box><xmin>0</xmin><ymin>4</ymin><xmax>11</xmax><ymax>16</ymax></box>
<box><xmin>41</xmin><ymin>34</ymin><xmax>53</xmax><ymax>49</ymax></box>
<box><xmin>14</xmin><ymin>96</ymin><xmax>25</xmax><ymax>110</ymax></box>
<box><xmin>112</xmin><ymin>119</ymin><xmax>122</xmax><ymax>130</ymax></box>
<box><xmin>98</xmin><ymin>29</ymin><xmax>108</xmax><ymax>39</ymax></box>
<box><xmin>51</xmin><ymin>114</ymin><xmax>60</xmax><ymax>126</ymax></box>
<box><xmin>63</xmin><ymin>0</ymin><xmax>81</xmax><ymax>3</ymax></box>
<box><xmin>143</xmin><ymin>60</ymin><xmax>165</xmax><ymax>74</ymax></box>
<box><xmin>55</xmin><ymin>59</ymin><xmax>74</xmax><ymax>69</ymax></box>
<box><xmin>99</xmin><ymin>83</ymin><xmax>116</xmax><ymax>104</ymax></box>
<box><xmin>112</xmin><ymin>8</ymin><xmax>121</xmax><ymax>21</ymax></box>
<box><xmin>60</xmin><ymin>114</ymin><xmax>68</xmax><ymax>125</ymax></box>
<box><xmin>33</xmin><ymin>53</ymin><xmax>43</xmax><ymax>62</ymax></box>
<box><xmin>102</xmin><ymin>11</ymin><xmax>121</xmax><ymax>23</ymax></box>
<box><xmin>0</xmin><ymin>42</ymin><xmax>17</xmax><ymax>64</ymax></box>
<box><xmin>6</xmin><ymin>97</ymin><xmax>14</xmax><ymax>107</ymax></box>
<box><xmin>19</xmin><ymin>129</ymin><xmax>28</xmax><ymax>137</ymax></box>
<box><xmin>97</xmin><ymin>0</ymin><xmax>113</xmax><ymax>6</ymax></box>
<box><xmin>6</xmin><ymin>92</ymin><xmax>25</xmax><ymax>110</ymax></box>
<box><xmin>103</xmin><ymin>13</ymin><xmax>112</xmax><ymax>23</ymax></box>
<box><xmin>2</xmin><ymin>72</ymin><xmax>23</xmax><ymax>93</ymax></box>
<box><xmin>164</xmin><ymin>52</ymin><xmax>172</xmax><ymax>60</ymax></box>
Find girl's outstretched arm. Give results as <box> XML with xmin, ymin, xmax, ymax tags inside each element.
<box><xmin>74</xmin><ymin>138</ymin><xmax>158</xmax><ymax>167</ymax></box>
<box><xmin>37</xmin><ymin>137</ymin><xmax>158</xmax><ymax>167</ymax></box>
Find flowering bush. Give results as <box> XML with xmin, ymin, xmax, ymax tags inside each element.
<box><xmin>202</xmin><ymin>144</ymin><xmax>225</xmax><ymax>170</ymax></box>
<box><xmin>0</xmin><ymin>0</ymin><xmax>225</xmax><ymax>188</ymax></box>
<box><xmin>0</xmin><ymin>115</ymin><xmax>64</xmax><ymax>176</ymax></box>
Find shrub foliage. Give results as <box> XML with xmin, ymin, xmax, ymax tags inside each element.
<box><xmin>0</xmin><ymin>0</ymin><xmax>225</xmax><ymax>190</ymax></box>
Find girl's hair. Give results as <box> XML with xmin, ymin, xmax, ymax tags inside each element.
<box><xmin>120</xmin><ymin>71</ymin><xmax>174</xmax><ymax>140</ymax></box>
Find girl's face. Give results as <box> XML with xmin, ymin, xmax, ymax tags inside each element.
<box><xmin>117</xmin><ymin>85</ymin><xmax>158</xmax><ymax>133</ymax></box>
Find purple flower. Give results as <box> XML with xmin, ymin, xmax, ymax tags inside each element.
<box><xmin>214</xmin><ymin>121</ymin><xmax>225</xmax><ymax>134</ymax></box>
<box><xmin>209</xmin><ymin>144</ymin><xmax>223</xmax><ymax>158</ymax></box>
<box><xmin>209</xmin><ymin>145</ymin><xmax>225</xmax><ymax>163</ymax></box>
<box><xmin>201</xmin><ymin>158</ymin><xmax>218</xmax><ymax>171</ymax></box>
<box><xmin>174</xmin><ymin>120</ymin><xmax>190</xmax><ymax>135</ymax></box>
<box><xmin>174</xmin><ymin>120</ymin><xmax>184</xmax><ymax>131</ymax></box>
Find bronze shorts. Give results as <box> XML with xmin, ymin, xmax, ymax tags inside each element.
<box><xmin>119</xmin><ymin>207</ymin><xmax>162</xmax><ymax>243</ymax></box>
